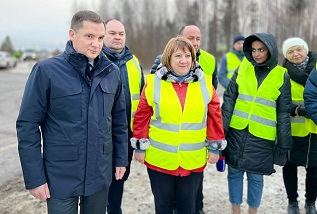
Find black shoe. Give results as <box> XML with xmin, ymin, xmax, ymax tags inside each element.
<box><xmin>288</xmin><ymin>202</ymin><xmax>300</xmax><ymax>214</ymax></box>
<box><xmin>196</xmin><ymin>210</ymin><xmax>205</xmax><ymax>214</ymax></box>
<box><xmin>305</xmin><ymin>201</ymin><xmax>316</xmax><ymax>214</ymax></box>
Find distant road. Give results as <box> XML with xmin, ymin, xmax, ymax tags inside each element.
<box><xmin>0</xmin><ymin>61</ymin><xmax>33</xmax><ymax>187</ymax></box>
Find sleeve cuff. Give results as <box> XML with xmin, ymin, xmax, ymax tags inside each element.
<box><xmin>130</xmin><ymin>138</ymin><xmax>150</xmax><ymax>150</ymax></box>
<box><xmin>205</xmin><ymin>139</ymin><xmax>227</xmax><ymax>150</ymax></box>
<box><xmin>208</xmin><ymin>150</ymin><xmax>219</xmax><ymax>155</ymax></box>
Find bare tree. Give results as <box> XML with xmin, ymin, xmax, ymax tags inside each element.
<box><xmin>208</xmin><ymin>0</ymin><xmax>219</xmax><ymax>57</ymax></box>
<box><xmin>90</xmin><ymin>0</ymin><xmax>317</xmax><ymax>67</ymax></box>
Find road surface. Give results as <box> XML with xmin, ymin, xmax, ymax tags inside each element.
<box><xmin>0</xmin><ymin>61</ymin><xmax>34</xmax><ymax>187</ymax></box>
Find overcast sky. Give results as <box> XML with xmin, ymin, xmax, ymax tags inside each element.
<box><xmin>0</xmin><ymin>0</ymin><xmax>79</xmax><ymax>51</ymax></box>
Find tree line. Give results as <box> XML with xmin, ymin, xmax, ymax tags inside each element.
<box><xmin>78</xmin><ymin>0</ymin><xmax>316</xmax><ymax>69</ymax></box>
<box><xmin>3</xmin><ymin>0</ymin><xmax>314</xmax><ymax>68</ymax></box>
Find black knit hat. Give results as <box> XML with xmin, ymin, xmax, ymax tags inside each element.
<box><xmin>233</xmin><ymin>34</ymin><xmax>245</xmax><ymax>44</ymax></box>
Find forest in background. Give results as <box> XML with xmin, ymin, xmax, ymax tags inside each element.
<box><xmin>73</xmin><ymin>0</ymin><xmax>317</xmax><ymax>69</ymax></box>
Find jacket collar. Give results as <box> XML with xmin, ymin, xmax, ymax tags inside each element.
<box><xmin>102</xmin><ymin>45</ymin><xmax>133</xmax><ymax>63</ymax></box>
<box><xmin>63</xmin><ymin>41</ymin><xmax>113</xmax><ymax>77</ymax></box>
<box><xmin>155</xmin><ymin>62</ymin><xmax>205</xmax><ymax>83</ymax></box>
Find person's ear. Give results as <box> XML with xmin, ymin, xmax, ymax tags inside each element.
<box><xmin>69</xmin><ymin>29</ymin><xmax>75</xmax><ymax>40</ymax></box>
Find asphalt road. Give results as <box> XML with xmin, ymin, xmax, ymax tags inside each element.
<box><xmin>0</xmin><ymin>61</ymin><xmax>34</xmax><ymax>187</ymax></box>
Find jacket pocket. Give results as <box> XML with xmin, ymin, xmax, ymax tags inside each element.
<box><xmin>50</xmin><ymin>82</ymin><xmax>82</xmax><ymax>121</ymax></box>
<box><xmin>100</xmin><ymin>80</ymin><xmax>116</xmax><ymax>117</ymax></box>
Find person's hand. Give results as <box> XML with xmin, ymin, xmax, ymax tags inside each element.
<box><xmin>207</xmin><ymin>152</ymin><xmax>219</xmax><ymax>164</ymax></box>
<box><xmin>134</xmin><ymin>152</ymin><xmax>145</xmax><ymax>164</ymax></box>
<box><xmin>115</xmin><ymin>167</ymin><xmax>126</xmax><ymax>180</ymax></box>
<box><xmin>297</xmin><ymin>105</ymin><xmax>310</xmax><ymax>118</ymax></box>
<box><xmin>29</xmin><ymin>183</ymin><xmax>50</xmax><ymax>201</ymax></box>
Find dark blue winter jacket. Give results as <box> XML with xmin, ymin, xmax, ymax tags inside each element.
<box><xmin>16</xmin><ymin>41</ymin><xmax>128</xmax><ymax>199</ymax></box>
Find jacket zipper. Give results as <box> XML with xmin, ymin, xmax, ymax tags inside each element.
<box><xmin>306</xmin><ymin>133</ymin><xmax>311</xmax><ymax>168</ymax></box>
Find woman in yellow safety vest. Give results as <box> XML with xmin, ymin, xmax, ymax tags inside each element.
<box><xmin>131</xmin><ymin>36</ymin><xmax>226</xmax><ymax>214</ymax></box>
<box><xmin>221</xmin><ymin>33</ymin><xmax>292</xmax><ymax>214</ymax></box>
<box><xmin>285</xmin><ymin>38</ymin><xmax>317</xmax><ymax>214</ymax></box>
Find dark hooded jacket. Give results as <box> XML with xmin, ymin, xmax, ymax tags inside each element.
<box><xmin>284</xmin><ymin>51</ymin><xmax>317</xmax><ymax>167</ymax></box>
<box><xmin>221</xmin><ymin>33</ymin><xmax>292</xmax><ymax>175</ymax></box>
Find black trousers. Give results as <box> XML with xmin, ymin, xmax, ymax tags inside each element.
<box><xmin>147</xmin><ymin>168</ymin><xmax>203</xmax><ymax>214</ymax></box>
<box><xmin>196</xmin><ymin>173</ymin><xmax>204</xmax><ymax>211</ymax></box>
<box><xmin>107</xmin><ymin>144</ymin><xmax>134</xmax><ymax>214</ymax></box>
<box><xmin>283</xmin><ymin>161</ymin><xmax>317</xmax><ymax>202</ymax></box>
<box><xmin>47</xmin><ymin>188</ymin><xmax>108</xmax><ymax>214</ymax></box>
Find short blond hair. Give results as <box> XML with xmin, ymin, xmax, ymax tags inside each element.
<box><xmin>161</xmin><ymin>36</ymin><xmax>196</xmax><ymax>71</ymax></box>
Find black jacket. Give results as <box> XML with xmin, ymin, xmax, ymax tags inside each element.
<box><xmin>284</xmin><ymin>51</ymin><xmax>317</xmax><ymax>167</ymax></box>
<box><xmin>221</xmin><ymin>33</ymin><xmax>292</xmax><ymax>175</ymax></box>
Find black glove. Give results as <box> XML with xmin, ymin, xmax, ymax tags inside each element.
<box><xmin>297</xmin><ymin>105</ymin><xmax>310</xmax><ymax>118</ymax></box>
<box><xmin>273</xmin><ymin>149</ymin><xmax>287</xmax><ymax>166</ymax></box>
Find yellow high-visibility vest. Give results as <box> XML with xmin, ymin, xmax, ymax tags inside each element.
<box><xmin>229</xmin><ymin>59</ymin><xmax>286</xmax><ymax>141</ymax></box>
<box><xmin>144</xmin><ymin>74</ymin><xmax>213</xmax><ymax>170</ymax></box>
<box><xmin>226</xmin><ymin>52</ymin><xmax>243</xmax><ymax>79</ymax></box>
<box><xmin>290</xmin><ymin>79</ymin><xmax>311</xmax><ymax>136</ymax></box>
<box><xmin>198</xmin><ymin>49</ymin><xmax>216</xmax><ymax>77</ymax></box>
<box><xmin>126</xmin><ymin>56</ymin><xmax>143</xmax><ymax>130</ymax></box>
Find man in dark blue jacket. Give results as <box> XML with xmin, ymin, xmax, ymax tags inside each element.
<box><xmin>103</xmin><ymin>19</ymin><xmax>144</xmax><ymax>214</ymax></box>
<box><xmin>16</xmin><ymin>10</ymin><xmax>128</xmax><ymax>214</ymax></box>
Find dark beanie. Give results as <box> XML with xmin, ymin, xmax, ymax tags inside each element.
<box><xmin>233</xmin><ymin>34</ymin><xmax>245</xmax><ymax>44</ymax></box>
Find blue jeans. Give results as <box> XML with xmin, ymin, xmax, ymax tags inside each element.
<box><xmin>47</xmin><ymin>188</ymin><xmax>108</xmax><ymax>214</ymax></box>
<box><xmin>227</xmin><ymin>166</ymin><xmax>264</xmax><ymax>208</ymax></box>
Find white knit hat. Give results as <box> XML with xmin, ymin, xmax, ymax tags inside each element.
<box><xmin>282</xmin><ymin>37</ymin><xmax>308</xmax><ymax>57</ymax></box>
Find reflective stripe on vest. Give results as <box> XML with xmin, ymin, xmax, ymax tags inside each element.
<box><xmin>126</xmin><ymin>56</ymin><xmax>143</xmax><ymax>130</ymax></box>
<box><xmin>198</xmin><ymin>49</ymin><xmax>216</xmax><ymax>77</ymax></box>
<box><xmin>226</xmin><ymin>52</ymin><xmax>243</xmax><ymax>79</ymax></box>
<box><xmin>149</xmin><ymin>138</ymin><xmax>206</xmax><ymax>153</ymax></box>
<box><xmin>229</xmin><ymin>59</ymin><xmax>285</xmax><ymax>140</ymax></box>
<box><xmin>144</xmin><ymin>74</ymin><xmax>213</xmax><ymax>170</ymax></box>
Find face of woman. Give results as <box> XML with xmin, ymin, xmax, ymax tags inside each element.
<box><xmin>286</xmin><ymin>46</ymin><xmax>308</xmax><ymax>64</ymax></box>
<box><xmin>251</xmin><ymin>40</ymin><xmax>269</xmax><ymax>64</ymax></box>
<box><xmin>170</xmin><ymin>47</ymin><xmax>193</xmax><ymax>75</ymax></box>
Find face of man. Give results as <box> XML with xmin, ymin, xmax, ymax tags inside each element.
<box><xmin>233</xmin><ymin>40</ymin><xmax>244</xmax><ymax>51</ymax></box>
<box><xmin>104</xmin><ymin>20</ymin><xmax>126</xmax><ymax>53</ymax></box>
<box><xmin>69</xmin><ymin>20</ymin><xmax>105</xmax><ymax>61</ymax></box>
<box><xmin>181</xmin><ymin>25</ymin><xmax>201</xmax><ymax>53</ymax></box>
